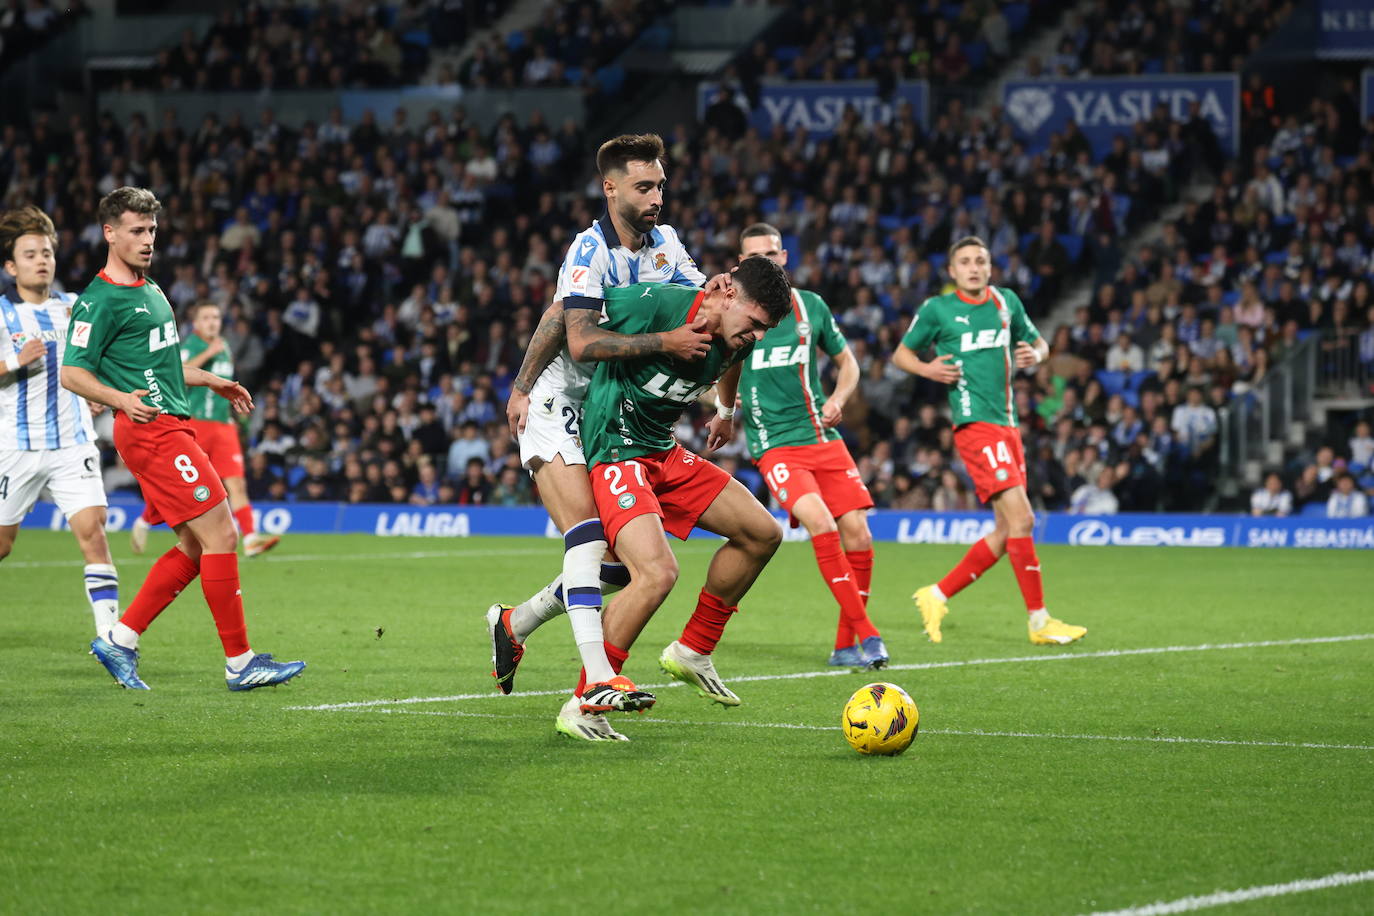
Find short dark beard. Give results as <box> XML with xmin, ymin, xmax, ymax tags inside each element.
<box><xmin>618</xmin><ymin>200</ymin><xmax>655</xmax><ymax>236</ymax></box>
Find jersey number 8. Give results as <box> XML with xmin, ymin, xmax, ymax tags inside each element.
<box><xmin>174</xmin><ymin>453</ymin><xmax>200</xmax><ymax>484</ymax></box>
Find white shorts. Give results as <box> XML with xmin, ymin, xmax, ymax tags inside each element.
<box><xmin>0</xmin><ymin>443</ymin><xmax>107</xmax><ymax>526</ymax></box>
<box><xmin>518</xmin><ymin>390</ymin><xmax>586</xmax><ymax>470</ymax></box>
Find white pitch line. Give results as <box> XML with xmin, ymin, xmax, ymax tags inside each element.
<box><xmin>2</xmin><ymin>547</ymin><xmax>548</xmax><ymax>569</ymax></box>
<box><xmin>367</xmin><ymin>708</ymin><xmax>1374</xmax><ymax>749</ymax></box>
<box><xmin>1083</xmin><ymin>868</ymin><xmax>1374</xmax><ymax>916</ymax></box>
<box><xmin>284</xmin><ymin>633</ymin><xmax>1374</xmax><ymax>712</ymax></box>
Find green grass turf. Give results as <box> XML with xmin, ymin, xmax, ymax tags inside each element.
<box><xmin>2</xmin><ymin>531</ymin><xmax>1372</xmax><ymax>914</ymax></box>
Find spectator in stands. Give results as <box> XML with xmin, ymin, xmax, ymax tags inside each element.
<box><xmin>1070</xmin><ymin>467</ymin><xmax>1120</xmax><ymax>515</ymax></box>
<box><xmin>1250</xmin><ymin>472</ymin><xmax>1293</xmax><ymax>517</ymax></box>
<box><xmin>1350</xmin><ymin>420</ymin><xmax>1374</xmax><ymax>470</ymax></box>
<box><xmin>1326</xmin><ymin>473</ymin><xmax>1369</xmax><ymax>518</ymax></box>
<box><xmin>1105</xmin><ymin>331</ymin><xmax>1144</xmax><ymax>373</ymax></box>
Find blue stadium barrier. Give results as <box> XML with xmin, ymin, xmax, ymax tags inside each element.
<box><xmin>19</xmin><ymin>502</ymin><xmax>1374</xmax><ymax>549</ymax></box>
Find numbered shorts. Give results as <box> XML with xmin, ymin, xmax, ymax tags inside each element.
<box><xmin>757</xmin><ymin>439</ymin><xmax>873</xmax><ymax>527</ymax></box>
<box><xmin>591</xmin><ymin>444</ymin><xmax>732</xmax><ymax>547</ymax></box>
<box><xmin>114</xmin><ymin>412</ymin><xmax>226</xmax><ymax>527</ymax></box>
<box><xmin>953</xmin><ymin>421</ymin><xmax>1026</xmax><ymax>504</ymax></box>
<box><xmin>188</xmin><ymin>418</ymin><xmax>245</xmax><ymax>480</ymax></box>
<box><xmin>0</xmin><ymin>443</ymin><xmax>106</xmax><ymax>526</ymax></box>
<box><xmin>519</xmin><ymin>390</ymin><xmax>585</xmax><ymax>470</ymax></box>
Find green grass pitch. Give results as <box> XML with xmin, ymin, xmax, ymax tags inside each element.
<box><xmin>2</xmin><ymin>530</ymin><xmax>1372</xmax><ymax>914</ymax></box>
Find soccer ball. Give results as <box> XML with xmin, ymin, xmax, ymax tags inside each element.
<box><xmin>842</xmin><ymin>682</ymin><xmax>919</xmax><ymax>756</ymax></box>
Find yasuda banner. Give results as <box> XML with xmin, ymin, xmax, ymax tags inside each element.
<box><xmin>1318</xmin><ymin>0</ymin><xmax>1374</xmax><ymax>59</ymax></box>
<box><xmin>23</xmin><ymin>502</ymin><xmax>1374</xmax><ymax>549</ymax></box>
<box><xmin>1002</xmin><ymin>74</ymin><xmax>1239</xmax><ymax>157</ymax></box>
<box><xmin>697</xmin><ymin>81</ymin><xmax>929</xmax><ymax>137</ymax></box>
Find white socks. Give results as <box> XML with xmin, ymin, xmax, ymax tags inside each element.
<box><xmin>1028</xmin><ymin>608</ymin><xmax>1050</xmax><ymax>630</ymax></box>
<box><xmin>226</xmin><ymin>650</ymin><xmax>255</xmax><ymax>672</ymax></box>
<box><xmin>83</xmin><ymin>563</ymin><xmax>120</xmax><ymax>635</ymax></box>
<box><xmin>109</xmin><ymin>622</ymin><xmax>140</xmax><ymax>649</ymax></box>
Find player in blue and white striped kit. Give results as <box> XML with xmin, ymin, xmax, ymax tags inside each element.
<box><xmin>0</xmin><ymin>206</ymin><xmax>120</xmax><ymax>635</ymax></box>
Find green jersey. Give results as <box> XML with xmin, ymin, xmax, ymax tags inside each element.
<box><xmin>181</xmin><ymin>332</ymin><xmax>234</xmax><ymax>423</ymax></box>
<box><xmin>739</xmin><ymin>288</ymin><xmax>846</xmax><ymax>458</ymax></box>
<box><xmin>582</xmin><ymin>283</ymin><xmax>751</xmax><ymax>465</ymax></box>
<box><xmin>63</xmin><ymin>272</ymin><xmax>191</xmax><ymax>417</ymax></box>
<box><xmin>901</xmin><ymin>286</ymin><xmax>1040</xmax><ymax>428</ymax></box>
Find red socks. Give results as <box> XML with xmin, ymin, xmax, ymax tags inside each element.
<box><xmin>812</xmin><ymin>532</ymin><xmax>879</xmax><ymax>647</ymax></box>
<box><xmin>200</xmin><ymin>552</ymin><xmax>250</xmax><ymax>656</ymax></box>
<box><xmin>938</xmin><ymin>537</ymin><xmax>1000</xmax><ymax>599</ymax></box>
<box><xmin>1005</xmin><ymin>537</ymin><xmax>1045</xmax><ymax>612</ymax></box>
<box><xmin>844</xmin><ymin>549</ymin><xmax>873</xmax><ymax>604</ymax></box>
<box><xmin>120</xmin><ymin>547</ymin><xmax>200</xmax><ymax>633</ymax></box>
<box><xmin>233</xmin><ymin>505</ymin><xmax>255</xmax><ymax>536</ymax></box>
<box><xmin>679</xmin><ymin>589</ymin><xmax>737</xmax><ymax>655</ymax></box>
<box><xmin>576</xmin><ymin>641</ymin><xmax>629</xmax><ymax>696</ymax></box>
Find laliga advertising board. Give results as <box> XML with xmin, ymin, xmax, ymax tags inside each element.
<box><xmin>21</xmin><ymin>501</ymin><xmax>1374</xmax><ymax>548</ymax></box>
<box><xmin>1001</xmin><ymin>74</ymin><xmax>1240</xmax><ymax>157</ymax></box>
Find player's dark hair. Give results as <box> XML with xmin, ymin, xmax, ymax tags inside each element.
<box><xmin>188</xmin><ymin>301</ymin><xmax>221</xmax><ymax>320</ymax></box>
<box><xmin>731</xmin><ymin>254</ymin><xmax>793</xmax><ymax>323</ymax></box>
<box><xmin>97</xmin><ymin>186</ymin><xmax>162</xmax><ymax>228</ymax></box>
<box><xmin>740</xmin><ymin>222</ymin><xmax>782</xmax><ymax>246</ymax></box>
<box><xmin>947</xmin><ymin>236</ymin><xmax>989</xmax><ymax>261</ymax></box>
<box><xmin>596</xmin><ymin>134</ymin><xmax>666</xmax><ymax>177</ymax></box>
<box><xmin>0</xmin><ymin>205</ymin><xmax>57</xmax><ymax>264</ymax></box>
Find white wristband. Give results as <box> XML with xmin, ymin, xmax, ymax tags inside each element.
<box><xmin>716</xmin><ymin>402</ymin><xmax>736</xmax><ymax>420</ymax></box>
<box><xmin>3</xmin><ymin>356</ymin><xmax>18</xmax><ymax>373</ymax></box>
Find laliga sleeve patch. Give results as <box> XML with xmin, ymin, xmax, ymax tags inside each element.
<box><xmin>569</xmin><ymin>266</ymin><xmax>590</xmax><ymax>294</ymax></box>
<box><xmin>70</xmin><ymin>321</ymin><xmax>92</xmax><ymax>347</ymax></box>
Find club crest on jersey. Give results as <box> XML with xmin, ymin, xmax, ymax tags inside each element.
<box><xmin>653</xmin><ymin>252</ymin><xmax>668</xmax><ymax>271</ymax></box>
<box><xmin>959</xmin><ymin>329</ymin><xmax>1009</xmax><ymax>352</ymax></box>
<box><xmin>795</xmin><ymin>321</ymin><xmax>810</xmax><ymax>338</ymax></box>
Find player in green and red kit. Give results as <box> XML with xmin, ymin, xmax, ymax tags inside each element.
<box><xmin>578</xmin><ymin>256</ymin><xmax>793</xmax><ymax>719</ymax></box>
<box><xmin>129</xmin><ymin>301</ymin><xmax>280</xmax><ymax>558</ymax></box>
<box><xmin>893</xmin><ymin>236</ymin><xmax>1087</xmax><ymax>646</ymax></box>
<box><xmin>60</xmin><ymin>186</ymin><xmax>305</xmax><ymax>690</ymax></box>
<box><xmin>735</xmin><ymin>223</ymin><xmax>886</xmax><ymax>669</ymax></box>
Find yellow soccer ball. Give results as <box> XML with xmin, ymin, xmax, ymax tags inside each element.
<box><xmin>842</xmin><ymin>682</ymin><xmax>920</xmax><ymax>756</ymax></box>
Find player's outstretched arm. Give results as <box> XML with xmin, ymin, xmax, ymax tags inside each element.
<box><xmin>60</xmin><ymin>365</ymin><xmax>158</xmax><ymax>423</ymax></box>
<box><xmin>565</xmin><ymin>308</ymin><xmax>710</xmax><ymax>363</ymax></box>
<box><xmin>891</xmin><ymin>344</ymin><xmax>961</xmax><ymax>385</ymax></box>
<box><xmin>184</xmin><ymin>365</ymin><xmax>253</xmax><ymax>413</ymax></box>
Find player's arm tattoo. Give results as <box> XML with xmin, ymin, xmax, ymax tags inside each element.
<box><xmin>512</xmin><ymin>300</ymin><xmax>566</xmax><ymax>395</ymax></box>
<box><xmin>565</xmin><ymin>308</ymin><xmax>663</xmax><ymax>362</ymax></box>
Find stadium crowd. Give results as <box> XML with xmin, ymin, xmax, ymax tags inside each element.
<box><xmin>3</xmin><ymin>0</ymin><xmax>1372</xmax><ymax>519</ymax></box>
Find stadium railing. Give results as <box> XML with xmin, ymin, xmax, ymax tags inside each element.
<box><xmin>1218</xmin><ymin>336</ymin><xmax>1318</xmax><ymax>487</ymax></box>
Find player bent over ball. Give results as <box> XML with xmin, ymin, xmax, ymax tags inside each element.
<box><xmin>61</xmin><ymin>187</ymin><xmax>305</xmax><ymax>690</ymax></box>
<box><xmin>893</xmin><ymin>236</ymin><xmax>1086</xmax><ymax>646</ymax></box>
<box><xmin>577</xmin><ymin>256</ymin><xmax>793</xmax><ymax>738</ymax></box>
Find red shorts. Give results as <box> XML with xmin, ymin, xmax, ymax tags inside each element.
<box><xmin>115</xmin><ymin>412</ymin><xmax>227</xmax><ymax>527</ymax></box>
<box><xmin>954</xmin><ymin>422</ymin><xmax>1027</xmax><ymax>504</ymax></box>
<box><xmin>757</xmin><ymin>439</ymin><xmax>873</xmax><ymax>526</ymax></box>
<box><xmin>591</xmin><ymin>444</ymin><xmax>732</xmax><ymax>547</ymax></box>
<box><xmin>188</xmin><ymin>418</ymin><xmax>245</xmax><ymax>480</ymax></box>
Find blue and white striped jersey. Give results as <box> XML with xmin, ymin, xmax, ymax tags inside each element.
<box><xmin>532</xmin><ymin>215</ymin><xmax>705</xmax><ymax>403</ymax></box>
<box><xmin>0</xmin><ymin>289</ymin><xmax>96</xmax><ymax>450</ymax></box>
